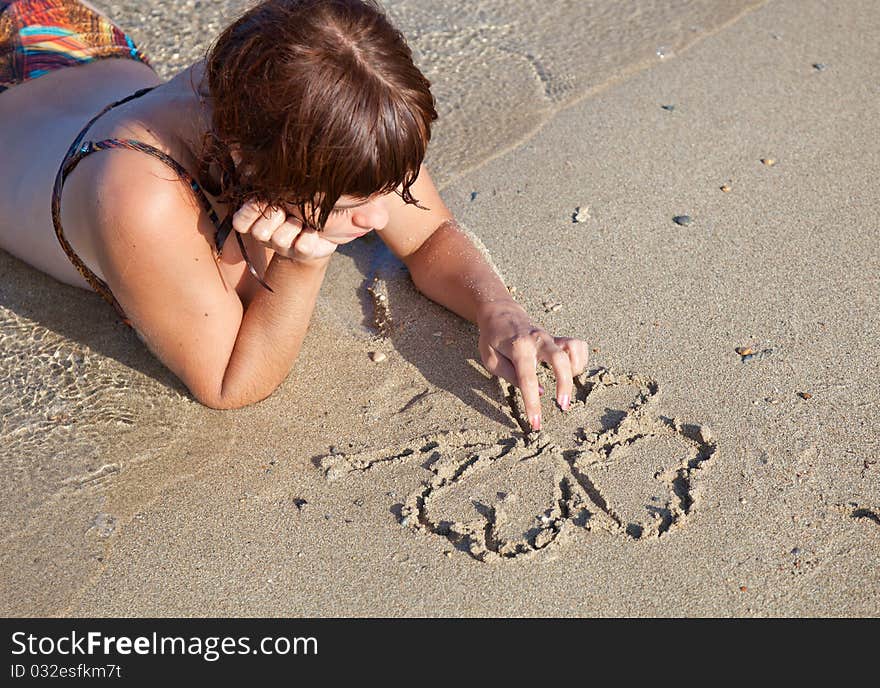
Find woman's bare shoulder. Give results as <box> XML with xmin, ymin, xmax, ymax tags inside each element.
<box><xmin>90</xmin><ymin>149</ymin><xmax>214</xmax><ymax>244</ymax></box>
<box><xmin>83</xmin><ymin>150</ymin><xmax>246</xmax><ymax>405</ymax></box>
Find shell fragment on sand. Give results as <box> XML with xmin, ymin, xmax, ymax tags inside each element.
<box><xmin>572</xmin><ymin>206</ymin><xmax>591</xmax><ymax>223</ymax></box>
<box><xmin>735</xmin><ymin>345</ymin><xmax>774</xmax><ymax>362</ymax></box>
<box><xmin>672</xmin><ymin>215</ymin><xmax>692</xmax><ymax>226</ymax></box>
<box><xmin>369</xmin><ymin>351</ymin><xmax>387</xmax><ymax>363</ymax></box>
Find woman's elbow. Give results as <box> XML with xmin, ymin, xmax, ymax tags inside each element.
<box><xmin>196</xmin><ymin>378</ymin><xmax>281</xmax><ymax>410</ymax></box>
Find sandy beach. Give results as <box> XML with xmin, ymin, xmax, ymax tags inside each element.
<box><xmin>1</xmin><ymin>0</ymin><xmax>878</xmax><ymax>617</ymax></box>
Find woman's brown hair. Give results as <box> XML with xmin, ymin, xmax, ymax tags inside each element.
<box><xmin>200</xmin><ymin>0</ymin><xmax>438</xmax><ymax>230</ymax></box>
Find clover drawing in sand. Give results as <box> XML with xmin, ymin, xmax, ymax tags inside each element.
<box><xmin>317</xmin><ymin>368</ymin><xmax>717</xmax><ymax>562</ymax></box>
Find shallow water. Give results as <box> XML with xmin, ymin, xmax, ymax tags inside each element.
<box><xmin>101</xmin><ymin>0</ymin><xmax>762</xmax><ymax>185</ymax></box>
<box><xmin>0</xmin><ymin>0</ymin><xmax>763</xmax><ymax>614</ymax></box>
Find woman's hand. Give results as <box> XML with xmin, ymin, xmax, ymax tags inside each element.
<box><xmin>232</xmin><ymin>201</ymin><xmax>338</xmax><ymax>262</ymax></box>
<box><xmin>477</xmin><ymin>299</ymin><xmax>589</xmax><ymax>432</ymax></box>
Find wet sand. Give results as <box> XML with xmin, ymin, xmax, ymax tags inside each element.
<box><xmin>1</xmin><ymin>0</ymin><xmax>878</xmax><ymax>616</ymax></box>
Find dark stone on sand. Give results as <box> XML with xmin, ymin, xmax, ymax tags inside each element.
<box><xmin>661</xmin><ymin>104</ymin><xmax>676</xmax><ymax>111</ymax></box>
<box><xmin>673</xmin><ymin>215</ymin><xmax>692</xmax><ymax>226</ymax></box>
<box><xmin>470</xmin><ymin>191</ymin><xmax>478</xmax><ymax>201</ymax></box>
<box><xmin>812</xmin><ymin>63</ymin><xmax>827</xmax><ymax>71</ymax></box>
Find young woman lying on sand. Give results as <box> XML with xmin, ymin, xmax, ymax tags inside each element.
<box><xmin>0</xmin><ymin>0</ymin><xmax>587</xmax><ymax>430</ymax></box>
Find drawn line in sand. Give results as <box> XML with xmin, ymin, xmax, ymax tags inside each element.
<box><xmin>316</xmin><ymin>368</ymin><xmax>717</xmax><ymax>562</ymax></box>
<box><xmin>850</xmin><ymin>507</ymin><xmax>880</xmax><ymax>527</ymax></box>
<box><xmin>832</xmin><ymin>502</ymin><xmax>880</xmax><ymax>528</ymax></box>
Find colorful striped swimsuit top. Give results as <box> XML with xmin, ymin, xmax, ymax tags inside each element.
<box><xmin>52</xmin><ymin>87</ymin><xmax>274</xmax><ymax>328</ymax></box>
<box><xmin>0</xmin><ymin>0</ymin><xmax>151</xmax><ymax>94</ymax></box>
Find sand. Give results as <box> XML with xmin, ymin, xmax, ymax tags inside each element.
<box><xmin>1</xmin><ymin>0</ymin><xmax>878</xmax><ymax>617</ymax></box>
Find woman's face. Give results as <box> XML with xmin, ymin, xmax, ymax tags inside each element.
<box><xmin>288</xmin><ymin>193</ymin><xmax>391</xmax><ymax>245</ymax></box>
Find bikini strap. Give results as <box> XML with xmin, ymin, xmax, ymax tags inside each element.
<box><xmin>52</xmin><ymin>87</ymin><xmax>274</xmax><ymax>326</ymax></box>
<box><xmin>50</xmin><ymin>87</ymin><xmax>159</xmax><ymax>326</ymax></box>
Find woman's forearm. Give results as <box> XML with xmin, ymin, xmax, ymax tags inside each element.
<box><xmin>218</xmin><ymin>253</ymin><xmax>331</xmax><ymax>409</ymax></box>
<box><xmin>406</xmin><ymin>219</ymin><xmax>517</xmax><ymax>324</ymax></box>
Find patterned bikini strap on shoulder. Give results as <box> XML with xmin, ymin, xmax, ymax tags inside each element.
<box><xmin>79</xmin><ymin>138</ymin><xmax>275</xmax><ymax>295</ymax></box>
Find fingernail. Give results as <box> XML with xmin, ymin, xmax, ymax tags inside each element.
<box><xmin>560</xmin><ymin>394</ymin><xmax>570</xmax><ymax>411</ymax></box>
<box><xmin>530</xmin><ymin>414</ymin><xmax>542</xmax><ymax>431</ymax></box>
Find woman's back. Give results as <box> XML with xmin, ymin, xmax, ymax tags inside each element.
<box><xmin>0</xmin><ymin>57</ymin><xmax>161</xmax><ymax>288</ymax></box>
<box><xmin>0</xmin><ymin>56</ymin><xmax>274</xmax><ymax>308</ymax></box>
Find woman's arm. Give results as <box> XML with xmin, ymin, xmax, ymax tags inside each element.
<box><xmin>379</xmin><ymin>166</ymin><xmax>589</xmax><ymax>431</ymax></box>
<box><xmin>218</xmin><ymin>252</ymin><xmax>331</xmax><ymax>408</ymax></box>
<box><xmin>92</xmin><ymin>153</ymin><xmax>331</xmax><ymax>410</ymax></box>
<box><xmin>402</xmin><ymin>217</ymin><xmax>512</xmax><ymax>324</ymax></box>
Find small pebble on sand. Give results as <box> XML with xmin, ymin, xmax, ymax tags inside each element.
<box><xmin>660</xmin><ymin>104</ymin><xmax>676</xmax><ymax>111</ymax></box>
<box><xmin>572</xmin><ymin>206</ymin><xmax>590</xmax><ymax>223</ymax></box>
<box><xmin>812</xmin><ymin>63</ymin><xmax>827</xmax><ymax>71</ymax></box>
<box><xmin>673</xmin><ymin>215</ymin><xmax>692</xmax><ymax>226</ymax></box>
<box><xmin>736</xmin><ymin>345</ymin><xmax>774</xmax><ymax>362</ymax></box>
<box><xmin>761</xmin><ymin>157</ymin><xmax>777</xmax><ymax>166</ymax></box>
<box><xmin>797</xmin><ymin>391</ymin><xmax>813</xmax><ymax>400</ymax></box>
<box><xmin>543</xmin><ymin>301</ymin><xmax>563</xmax><ymax>313</ymax></box>
<box><xmin>720</xmin><ymin>184</ymin><xmax>732</xmax><ymax>193</ymax></box>
<box><xmin>369</xmin><ymin>351</ymin><xmax>387</xmax><ymax>363</ymax></box>
<box><xmin>507</xmin><ymin>285</ymin><xmax>517</xmax><ymax>294</ymax></box>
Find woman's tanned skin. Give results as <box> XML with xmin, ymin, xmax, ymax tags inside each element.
<box><xmin>0</xmin><ymin>20</ymin><xmax>587</xmax><ymax>431</ymax></box>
